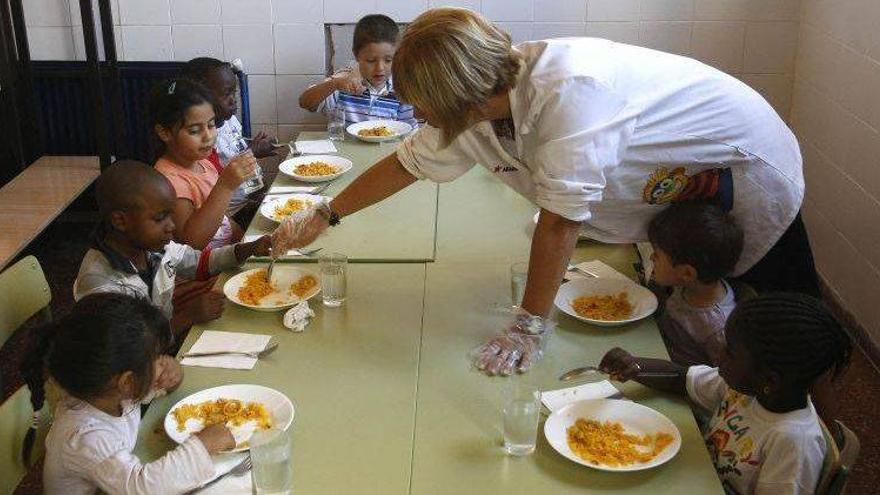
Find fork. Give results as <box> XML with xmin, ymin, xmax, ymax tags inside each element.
<box><xmin>186</xmin><ymin>456</ymin><xmax>251</xmax><ymax>494</ymax></box>
<box><xmin>183</xmin><ymin>341</ymin><xmax>279</xmax><ymax>359</ymax></box>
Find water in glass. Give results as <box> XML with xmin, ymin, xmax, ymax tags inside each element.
<box><xmin>250</xmin><ymin>428</ymin><xmax>292</xmax><ymax>495</ymax></box>
<box><xmin>319</xmin><ymin>253</ymin><xmax>347</xmax><ymax>307</ymax></box>
<box><xmin>328</xmin><ymin>107</ymin><xmax>345</xmax><ymax>141</ymax></box>
<box><xmin>502</xmin><ymin>382</ymin><xmax>540</xmax><ymax>456</ymax></box>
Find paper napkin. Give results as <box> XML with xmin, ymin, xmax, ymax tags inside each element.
<box><xmin>566</xmin><ymin>260</ymin><xmax>633</xmax><ymax>282</ymax></box>
<box><xmin>294</xmin><ymin>139</ymin><xmax>338</xmax><ymax>154</ymax></box>
<box><xmin>541</xmin><ymin>380</ymin><xmax>622</xmax><ymax>412</ymax></box>
<box><xmin>180</xmin><ymin>331</ymin><xmax>272</xmax><ymax>370</ymax></box>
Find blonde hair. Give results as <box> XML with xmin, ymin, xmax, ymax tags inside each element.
<box><xmin>392</xmin><ymin>8</ymin><xmax>523</xmax><ymax>143</ymax></box>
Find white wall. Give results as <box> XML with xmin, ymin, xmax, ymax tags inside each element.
<box><xmin>24</xmin><ymin>0</ymin><xmax>800</xmax><ymax>141</ymax></box>
<box><xmin>791</xmin><ymin>1</ymin><xmax>880</xmax><ymax>344</ymax></box>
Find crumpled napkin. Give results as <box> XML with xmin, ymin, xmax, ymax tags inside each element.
<box><xmin>283</xmin><ymin>300</ymin><xmax>315</xmax><ymax>332</ymax></box>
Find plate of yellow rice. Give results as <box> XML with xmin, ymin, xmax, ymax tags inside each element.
<box><xmin>164</xmin><ymin>384</ymin><xmax>294</xmax><ymax>452</ymax></box>
<box><xmin>554</xmin><ymin>278</ymin><xmax>657</xmax><ymax>327</ymax></box>
<box><xmin>278</xmin><ymin>154</ymin><xmax>353</xmax><ymax>183</ymax></box>
<box><xmin>259</xmin><ymin>193</ymin><xmax>325</xmax><ymax>223</ymax></box>
<box><xmin>543</xmin><ymin>399</ymin><xmax>681</xmax><ymax>471</ymax></box>
<box><xmin>223</xmin><ymin>266</ymin><xmax>321</xmax><ymax>312</ymax></box>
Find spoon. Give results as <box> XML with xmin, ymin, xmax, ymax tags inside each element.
<box><xmin>182</xmin><ymin>341</ymin><xmax>279</xmax><ymax>359</ymax></box>
<box><xmin>559</xmin><ymin>365</ymin><xmax>680</xmax><ymax>382</ymax></box>
<box><xmin>266</xmin><ymin>248</ymin><xmax>277</xmax><ymax>287</ymax></box>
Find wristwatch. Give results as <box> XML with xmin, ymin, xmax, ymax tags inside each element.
<box><xmin>318</xmin><ymin>198</ymin><xmax>341</xmax><ymax>227</ymax></box>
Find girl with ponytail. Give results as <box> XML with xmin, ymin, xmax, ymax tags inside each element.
<box><xmin>21</xmin><ymin>293</ymin><xmax>234</xmax><ymax>494</ymax></box>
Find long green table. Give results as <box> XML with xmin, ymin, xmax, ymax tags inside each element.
<box><xmin>246</xmin><ymin>131</ymin><xmax>438</xmax><ymax>262</ymax></box>
<box><xmin>136</xmin><ymin>136</ymin><xmax>724</xmax><ymax>494</ymax></box>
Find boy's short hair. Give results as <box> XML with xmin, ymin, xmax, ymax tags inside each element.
<box><xmin>353</xmin><ymin>14</ymin><xmax>399</xmax><ymax>55</ymax></box>
<box><xmin>181</xmin><ymin>57</ymin><xmax>235</xmax><ymax>82</ymax></box>
<box><xmin>95</xmin><ymin>160</ymin><xmax>168</xmax><ymax>218</ymax></box>
<box><xmin>648</xmin><ymin>202</ymin><xmax>744</xmax><ymax>283</ymax></box>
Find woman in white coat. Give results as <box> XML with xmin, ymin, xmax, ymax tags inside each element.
<box><xmin>286</xmin><ymin>8</ymin><xmax>817</xmax><ymax>374</ymax></box>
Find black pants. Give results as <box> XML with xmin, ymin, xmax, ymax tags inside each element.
<box><xmin>732</xmin><ymin>213</ymin><xmax>821</xmax><ymax>297</ymax></box>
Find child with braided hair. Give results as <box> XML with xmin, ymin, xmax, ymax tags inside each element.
<box><xmin>600</xmin><ymin>293</ymin><xmax>852</xmax><ymax>495</ymax></box>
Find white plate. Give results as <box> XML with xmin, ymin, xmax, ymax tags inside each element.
<box><xmin>278</xmin><ymin>155</ymin><xmax>353</xmax><ymax>183</ymax></box>
<box><xmin>544</xmin><ymin>399</ymin><xmax>681</xmax><ymax>472</ymax></box>
<box><xmin>223</xmin><ymin>266</ymin><xmax>321</xmax><ymax>312</ymax></box>
<box><xmin>347</xmin><ymin>119</ymin><xmax>413</xmax><ymax>142</ymax></box>
<box><xmin>554</xmin><ymin>278</ymin><xmax>658</xmax><ymax>327</ymax></box>
<box><xmin>164</xmin><ymin>384</ymin><xmax>294</xmax><ymax>453</ymax></box>
<box><xmin>259</xmin><ymin>193</ymin><xmax>324</xmax><ymax>223</ymax></box>
<box><xmin>532</xmin><ymin>212</ymin><xmax>593</xmax><ymax>240</ymax></box>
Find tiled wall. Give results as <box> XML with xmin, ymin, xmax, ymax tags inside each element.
<box><xmin>792</xmin><ymin>1</ymin><xmax>880</xmax><ymax>344</ymax></box>
<box><xmin>24</xmin><ymin>0</ymin><xmax>800</xmax><ymax>141</ymax></box>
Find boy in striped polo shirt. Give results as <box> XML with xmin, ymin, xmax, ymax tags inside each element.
<box><xmin>299</xmin><ymin>14</ymin><xmax>416</xmax><ymax>126</ymax></box>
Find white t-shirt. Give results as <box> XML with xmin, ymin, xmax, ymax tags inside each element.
<box><xmin>687</xmin><ymin>366</ymin><xmax>826</xmax><ymax>495</ymax></box>
<box><xmin>43</xmin><ymin>397</ymin><xmax>215</xmax><ymax>495</ymax></box>
<box><xmin>396</xmin><ymin>38</ymin><xmax>804</xmax><ymax>275</ymax></box>
<box><xmin>214</xmin><ymin>115</ymin><xmax>249</xmax><ymax>214</ymax></box>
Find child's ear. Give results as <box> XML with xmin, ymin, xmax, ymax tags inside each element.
<box><xmin>109</xmin><ymin>210</ymin><xmax>128</xmax><ymax>232</ymax></box>
<box><xmin>678</xmin><ymin>264</ymin><xmax>699</xmax><ymax>284</ymax></box>
<box><xmin>116</xmin><ymin>371</ymin><xmax>140</xmax><ymax>400</ymax></box>
<box><xmin>154</xmin><ymin>124</ymin><xmax>172</xmax><ymax>143</ymax></box>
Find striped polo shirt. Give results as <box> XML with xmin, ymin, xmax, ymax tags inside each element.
<box><xmin>318</xmin><ymin>77</ymin><xmax>416</xmax><ymax>126</ymax></box>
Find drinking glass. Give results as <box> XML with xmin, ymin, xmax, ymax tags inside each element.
<box><xmin>250</xmin><ymin>428</ymin><xmax>292</xmax><ymax>495</ymax></box>
<box><xmin>319</xmin><ymin>253</ymin><xmax>347</xmax><ymax>307</ymax></box>
<box><xmin>510</xmin><ymin>262</ymin><xmax>528</xmax><ymax>307</ymax></box>
<box><xmin>328</xmin><ymin>106</ymin><xmax>346</xmax><ymax>141</ymax></box>
<box><xmin>230</xmin><ymin>130</ymin><xmax>263</xmax><ymax>194</ymax></box>
<box><xmin>502</xmin><ymin>379</ymin><xmax>541</xmax><ymax>456</ymax></box>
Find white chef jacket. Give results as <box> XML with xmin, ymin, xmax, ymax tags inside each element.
<box><xmin>396</xmin><ymin>38</ymin><xmax>804</xmax><ymax>275</ymax></box>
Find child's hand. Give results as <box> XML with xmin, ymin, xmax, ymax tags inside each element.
<box><xmin>599</xmin><ymin>347</ymin><xmax>641</xmax><ymax>382</ymax></box>
<box><xmin>195</xmin><ymin>423</ymin><xmax>236</xmax><ymax>454</ymax></box>
<box><xmin>333</xmin><ymin>70</ymin><xmax>365</xmax><ymax>95</ymax></box>
<box><xmin>187</xmin><ymin>291</ymin><xmax>226</xmax><ymax>324</ymax></box>
<box><xmin>235</xmin><ymin>235</ymin><xmax>272</xmax><ymax>262</ymax></box>
<box><xmin>250</xmin><ymin>131</ymin><xmax>277</xmax><ymax>159</ymax></box>
<box><xmin>218</xmin><ymin>150</ymin><xmax>257</xmax><ymax>190</ymax></box>
<box><xmin>153</xmin><ymin>355</ymin><xmax>184</xmax><ymax>392</ymax></box>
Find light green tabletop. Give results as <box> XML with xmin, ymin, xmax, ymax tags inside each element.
<box><xmin>410</xmin><ymin>258</ymin><xmax>722</xmax><ymax>494</ymax></box>
<box><xmin>246</xmin><ymin>131</ymin><xmax>438</xmax><ymax>262</ymax></box>
<box><xmin>136</xmin><ymin>264</ymin><xmax>426</xmax><ymax>494</ymax></box>
<box><xmin>136</xmin><ymin>155</ymin><xmax>723</xmax><ymax>494</ymax></box>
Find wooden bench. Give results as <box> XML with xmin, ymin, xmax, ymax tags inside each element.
<box><xmin>0</xmin><ymin>156</ymin><xmax>100</xmax><ymax>270</ymax></box>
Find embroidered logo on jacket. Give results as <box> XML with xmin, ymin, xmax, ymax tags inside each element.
<box><xmin>642</xmin><ymin>166</ymin><xmax>734</xmax><ymax>212</ymax></box>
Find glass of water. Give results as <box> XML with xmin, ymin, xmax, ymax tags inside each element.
<box><xmin>328</xmin><ymin>106</ymin><xmax>345</xmax><ymax>141</ymax></box>
<box><xmin>510</xmin><ymin>261</ymin><xmax>528</xmax><ymax>307</ymax></box>
<box><xmin>250</xmin><ymin>427</ymin><xmax>292</xmax><ymax>495</ymax></box>
<box><xmin>319</xmin><ymin>253</ymin><xmax>347</xmax><ymax>307</ymax></box>
<box><xmin>502</xmin><ymin>379</ymin><xmax>541</xmax><ymax>456</ymax></box>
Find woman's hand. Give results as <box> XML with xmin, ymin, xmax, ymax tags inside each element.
<box><xmin>272</xmin><ymin>208</ymin><xmax>330</xmax><ymax>252</ymax></box>
<box><xmin>218</xmin><ymin>150</ymin><xmax>257</xmax><ymax>191</ymax></box>
<box><xmin>472</xmin><ymin>309</ymin><xmax>556</xmax><ymax>376</ymax></box>
<box><xmin>599</xmin><ymin>347</ymin><xmax>642</xmax><ymax>382</ymax></box>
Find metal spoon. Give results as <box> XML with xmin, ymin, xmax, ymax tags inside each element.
<box><xmin>182</xmin><ymin>341</ymin><xmax>279</xmax><ymax>360</ymax></box>
<box><xmin>266</xmin><ymin>247</ymin><xmax>277</xmax><ymax>287</ymax></box>
<box><xmin>559</xmin><ymin>365</ymin><xmax>680</xmax><ymax>382</ymax></box>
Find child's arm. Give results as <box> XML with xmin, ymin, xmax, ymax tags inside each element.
<box><xmin>234</xmin><ymin>234</ymin><xmax>272</xmax><ymax>262</ymax></box>
<box><xmin>78</xmin><ymin>425</ymin><xmax>234</xmax><ymax>495</ymax></box>
<box><xmin>171</xmin><ymin>153</ymin><xmax>256</xmax><ymax>249</ymax></box>
<box><xmin>599</xmin><ymin>347</ymin><xmax>687</xmax><ymax>395</ymax></box>
<box><xmin>299</xmin><ymin>70</ymin><xmax>365</xmax><ymax>112</ymax></box>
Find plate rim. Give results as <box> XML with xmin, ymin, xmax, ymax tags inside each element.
<box><xmin>278</xmin><ymin>155</ymin><xmax>353</xmax><ymax>182</ymax></box>
<box><xmin>543</xmin><ymin>398</ymin><xmax>682</xmax><ymax>472</ymax></box>
<box><xmin>223</xmin><ymin>265</ymin><xmax>321</xmax><ymax>311</ymax></box>
<box><xmin>346</xmin><ymin>119</ymin><xmax>413</xmax><ymax>142</ymax></box>
<box><xmin>554</xmin><ymin>278</ymin><xmax>658</xmax><ymax>327</ymax></box>
<box><xmin>258</xmin><ymin>193</ymin><xmax>325</xmax><ymax>223</ymax></box>
<box><xmin>163</xmin><ymin>383</ymin><xmax>295</xmax><ymax>453</ymax></box>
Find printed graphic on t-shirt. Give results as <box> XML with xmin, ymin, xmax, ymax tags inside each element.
<box><xmin>642</xmin><ymin>166</ymin><xmax>734</xmax><ymax>211</ymax></box>
<box><xmin>705</xmin><ymin>390</ymin><xmax>760</xmax><ymax>480</ymax></box>
<box><xmin>493</xmin><ymin>164</ymin><xmax>519</xmax><ymax>173</ymax></box>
